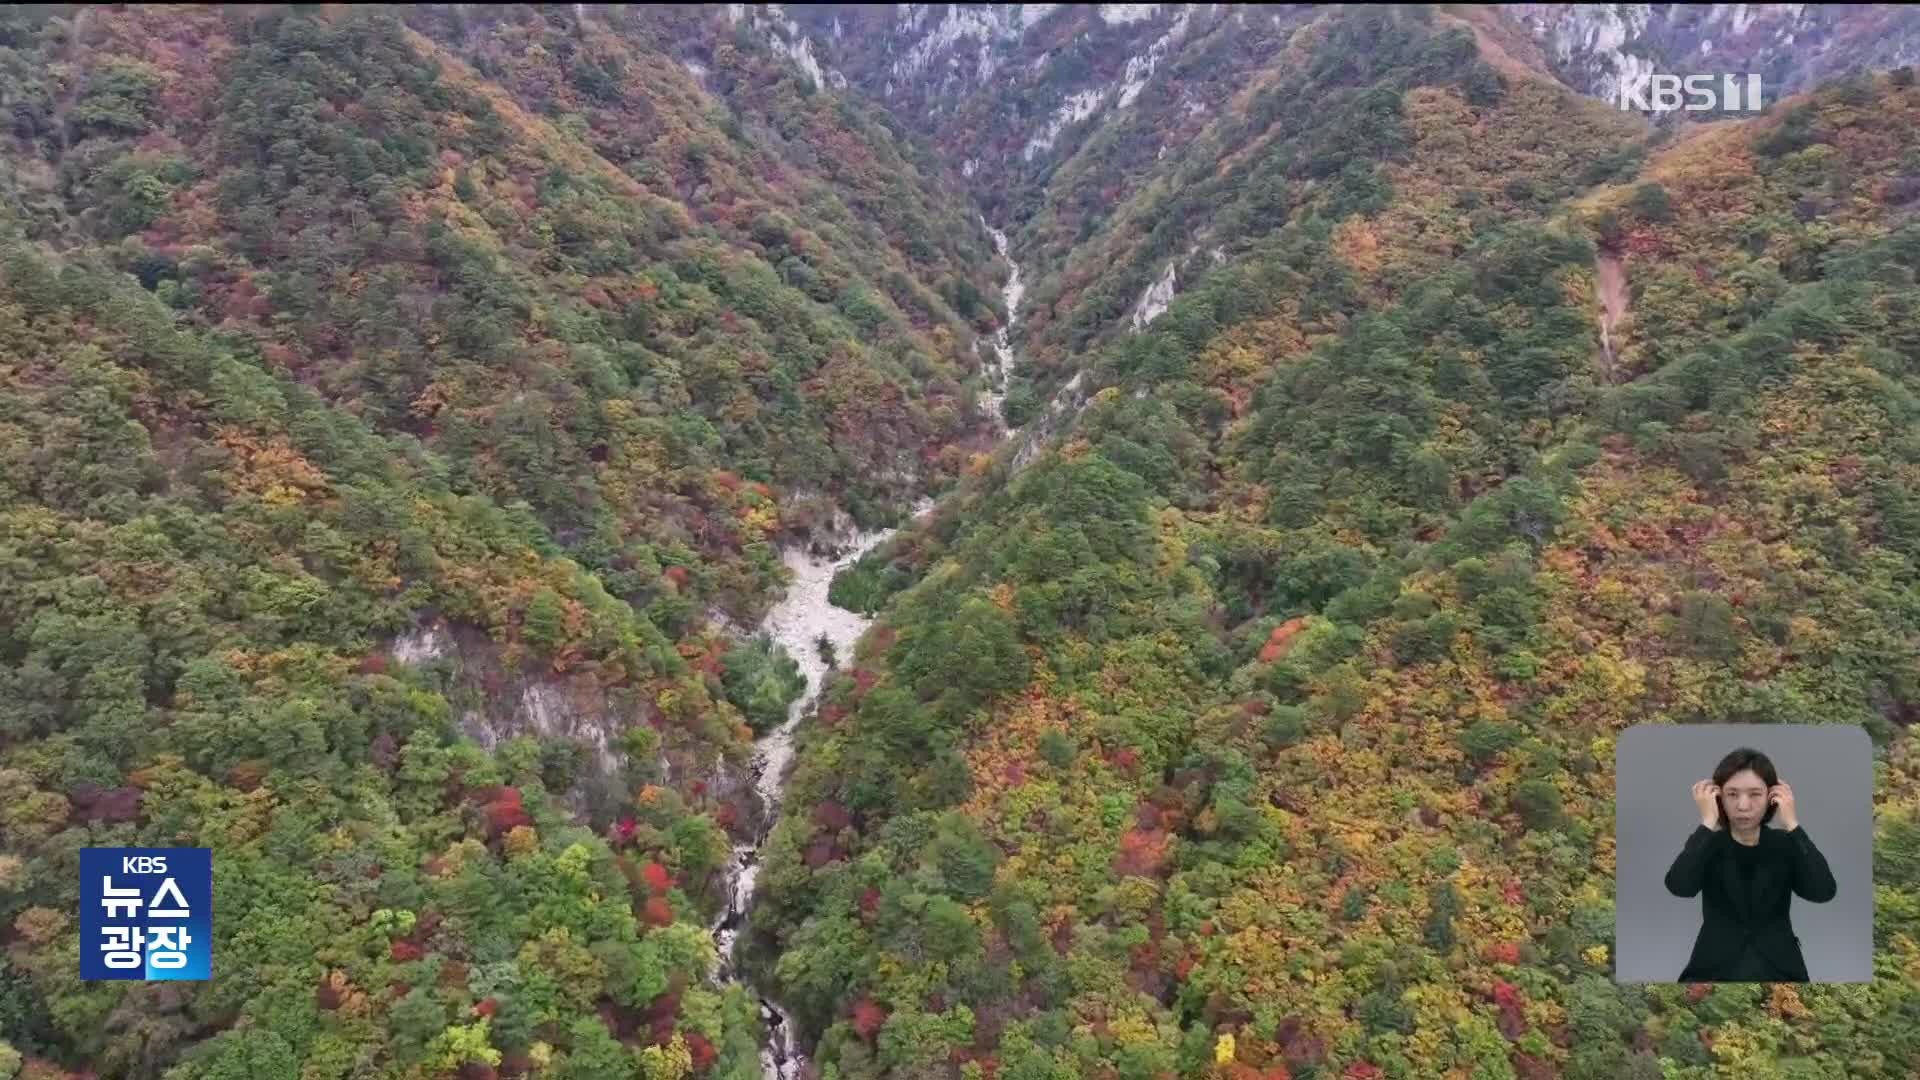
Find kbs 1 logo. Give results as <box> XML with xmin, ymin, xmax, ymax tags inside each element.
<box><xmin>1618</xmin><ymin>73</ymin><xmax>1765</xmax><ymax>114</ymax></box>
<box><xmin>80</xmin><ymin>848</ymin><xmax>211</xmax><ymax>980</ymax></box>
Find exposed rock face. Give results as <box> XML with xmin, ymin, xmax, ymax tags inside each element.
<box><xmin>391</xmin><ymin>623</ymin><xmax>454</xmax><ymax>667</ymax></box>
<box><xmin>734</xmin><ymin>4</ymin><xmax>1920</xmax><ymax>210</ymax></box>
<box><xmin>384</xmin><ymin>620</ymin><xmax>747</xmax><ymax>815</ymax></box>
<box><xmin>762</xmin><ymin>4</ymin><xmax>1310</xmax><ymax>220</ymax></box>
<box><xmin>1131</xmin><ymin>260</ymin><xmax>1177</xmax><ymax>332</ymax></box>
<box><xmin>1506</xmin><ymin>4</ymin><xmax>1920</xmax><ymax>113</ymax></box>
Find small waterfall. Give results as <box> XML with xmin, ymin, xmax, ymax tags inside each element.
<box><xmin>980</xmin><ymin>218</ymin><xmax>1026</xmax><ymax>430</ymax></box>
<box><xmin>977</xmin><ymin>217</ymin><xmax>1086</xmax><ymax>472</ymax></box>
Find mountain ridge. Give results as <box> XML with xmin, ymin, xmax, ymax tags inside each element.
<box><xmin>1</xmin><ymin>5</ymin><xmax>1918</xmax><ymax>1080</ymax></box>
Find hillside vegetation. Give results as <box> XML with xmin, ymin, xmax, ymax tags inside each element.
<box><xmin>757</xmin><ymin>10</ymin><xmax>1920</xmax><ymax>1080</ymax></box>
<box><xmin>0</xmin><ymin>4</ymin><xmax>1009</xmax><ymax>1078</ymax></box>
<box><xmin>1</xmin><ymin>5</ymin><xmax>1918</xmax><ymax>1080</ymax></box>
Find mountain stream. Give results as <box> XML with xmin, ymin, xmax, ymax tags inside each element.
<box><xmin>712</xmin><ymin>220</ymin><xmax>1031</xmax><ymax>1080</ymax></box>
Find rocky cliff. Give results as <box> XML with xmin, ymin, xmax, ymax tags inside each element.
<box><xmin>1492</xmin><ymin>4</ymin><xmax>1920</xmax><ymax>112</ymax></box>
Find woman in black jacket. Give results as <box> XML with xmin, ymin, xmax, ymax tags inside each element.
<box><xmin>1663</xmin><ymin>747</ymin><xmax>1837</xmax><ymax>982</ymax></box>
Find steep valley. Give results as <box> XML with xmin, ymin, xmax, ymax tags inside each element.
<box><xmin>1</xmin><ymin>6</ymin><xmax>1920</xmax><ymax>1080</ymax></box>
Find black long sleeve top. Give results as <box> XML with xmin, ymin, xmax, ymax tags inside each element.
<box><xmin>1663</xmin><ymin>822</ymin><xmax>1837</xmax><ymax>982</ymax></box>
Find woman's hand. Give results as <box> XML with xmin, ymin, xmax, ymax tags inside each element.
<box><xmin>1692</xmin><ymin>779</ymin><xmax>1722</xmax><ymax>830</ymax></box>
<box><xmin>1770</xmin><ymin>782</ymin><xmax>1799</xmax><ymax>832</ymax></box>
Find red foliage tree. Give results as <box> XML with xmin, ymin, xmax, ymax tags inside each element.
<box><xmin>850</xmin><ymin>998</ymin><xmax>888</xmax><ymax>1041</ymax></box>
<box><xmin>643</xmin><ymin>896</ymin><xmax>674</xmax><ymax>927</ymax></box>
<box><xmin>1511</xmin><ymin>1055</ymin><xmax>1554</xmax><ymax>1080</ymax></box>
<box><xmin>1112</xmin><ymin>828</ymin><xmax>1170</xmax><ymax>877</ymax></box>
<box><xmin>813</xmin><ymin>801</ymin><xmax>853</xmax><ymax>831</ymax></box>
<box><xmin>686</xmin><ymin>1032</ymin><xmax>717</xmax><ymax>1072</ymax></box>
<box><xmin>642</xmin><ymin>861</ymin><xmax>673</xmax><ymax>893</ymax></box>
<box><xmin>484</xmin><ymin>787</ymin><xmax>531</xmax><ymax>833</ymax></box>
<box><xmin>1259</xmin><ymin>617</ymin><xmax>1309</xmax><ymax>662</ymax></box>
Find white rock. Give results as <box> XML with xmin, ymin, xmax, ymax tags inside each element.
<box><xmin>392</xmin><ymin>623</ymin><xmax>451</xmax><ymax>665</ymax></box>
<box><xmin>1023</xmin><ymin>88</ymin><xmax>1107</xmax><ymax>160</ymax></box>
<box><xmin>891</xmin><ymin>4</ymin><xmax>1012</xmax><ymax>83</ymax></box>
<box><xmin>1099</xmin><ymin>3</ymin><xmax>1161</xmax><ymax>26</ymax></box>
<box><xmin>978</xmin><ymin>218</ymin><xmax>1026</xmax><ymax>429</ymax></box>
<box><xmin>1131</xmin><ymin>261</ymin><xmax>1177</xmax><ymax>331</ymax></box>
<box><xmin>1117</xmin><ymin>8</ymin><xmax>1189</xmax><ymax>109</ymax></box>
<box><xmin>1021</xmin><ymin>3</ymin><xmax>1060</xmax><ymax>30</ymax></box>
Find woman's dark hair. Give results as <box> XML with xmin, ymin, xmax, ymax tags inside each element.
<box><xmin>1713</xmin><ymin>746</ymin><xmax>1779</xmax><ymax>826</ymax></box>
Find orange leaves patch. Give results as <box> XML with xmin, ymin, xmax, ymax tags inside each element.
<box><xmin>214</xmin><ymin>427</ymin><xmax>334</xmax><ymax>506</ymax></box>
<box><xmin>686</xmin><ymin>1032</ymin><xmax>717</xmax><ymax>1071</ymax></box>
<box><xmin>1259</xmin><ymin>617</ymin><xmax>1310</xmax><ymax>663</ymax></box>
<box><xmin>1332</xmin><ymin>217</ymin><xmax>1384</xmax><ymax>276</ymax></box>
<box><xmin>1483</xmin><ymin>941</ymin><xmax>1521</xmax><ymax>965</ymax></box>
<box><xmin>641</xmin><ymin>861</ymin><xmax>673</xmax><ymax>894</ymax></box>
<box><xmin>1113</xmin><ymin>828</ymin><xmax>1171</xmax><ymax>878</ymax></box>
<box><xmin>1768</xmin><ymin>983</ymin><xmax>1809</xmax><ymax>1020</ymax></box>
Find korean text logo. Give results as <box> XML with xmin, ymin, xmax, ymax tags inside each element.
<box><xmin>80</xmin><ymin>848</ymin><xmax>211</xmax><ymax>980</ymax></box>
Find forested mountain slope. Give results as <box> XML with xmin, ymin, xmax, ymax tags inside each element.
<box><xmin>0</xmin><ymin>4</ymin><xmax>1007</xmax><ymax>1078</ymax></box>
<box><xmin>749</xmin><ymin>8</ymin><xmax>1920</xmax><ymax>1080</ymax></box>
<box><xmin>3</xmin><ymin>4</ymin><xmax>1920</xmax><ymax>1080</ymax></box>
<box><xmin>6</xmin><ymin>3</ymin><xmax>1009</xmax><ymax>621</ymax></box>
<box><xmin>773</xmin><ymin>3</ymin><xmax>1649</xmax><ymax>411</ymax></box>
<box><xmin>1508</xmin><ymin>3</ymin><xmax>1920</xmax><ymax>113</ymax></box>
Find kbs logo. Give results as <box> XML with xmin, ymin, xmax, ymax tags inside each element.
<box><xmin>80</xmin><ymin>848</ymin><xmax>211</xmax><ymax>981</ymax></box>
<box><xmin>1618</xmin><ymin>73</ymin><xmax>1765</xmax><ymax>114</ymax></box>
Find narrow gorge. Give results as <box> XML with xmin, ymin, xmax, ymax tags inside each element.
<box><xmin>7</xmin><ymin>5</ymin><xmax>1920</xmax><ymax>1080</ymax></box>
<box><xmin>711</xmin><ymin>223</ymin><xmax>1031</xmax><ymax>1080</ymax></box>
